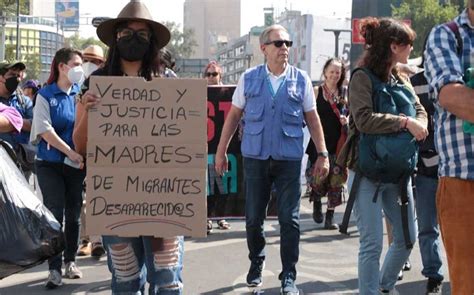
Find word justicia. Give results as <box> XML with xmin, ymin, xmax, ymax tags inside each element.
<box><xmin>100</xmin><ymin>104</ymin><xmax>187</xmax><ymax>120</ymax></box>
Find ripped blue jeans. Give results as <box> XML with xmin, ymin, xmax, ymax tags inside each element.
<box><xmin>103</xmin><ymin>236</ymin><xmax>184</xmax><ymax>295</ymax></box>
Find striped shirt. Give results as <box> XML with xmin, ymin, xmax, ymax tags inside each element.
<box><xmin>424</xmin><ymin>9</ymin><xmax>474</xmax><ymax>180</ymax></box>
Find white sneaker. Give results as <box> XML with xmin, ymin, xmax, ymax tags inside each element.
<box><xmin>65</xmin><ymin>262</ymin><xmax>83</xmax><ymax>279</ymax></box>
<box><xmin>45</xmin><ymin>269</ymin><xmax>62</xmax><ymax>289</ymax></box>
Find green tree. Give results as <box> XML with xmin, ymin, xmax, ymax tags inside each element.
<box><xmin>24</xmin><ymin>53</ymin><xmax>41</xmax><ymax>80</ymax></box>
<box><xmin>0</xmin><ymin>0</ymin><xmax>29</xmax><ymax>15</ymax></box>
<box><xmin>449</xmin><ymin>0</ymin><xmax>467</xmax><ymax>13</ymax></box>
<box><xmin>4</xmin><ymin>44</ymin><xmax>16</xmax><ymax>61</ymax></box>
<box><xmin>393</xmin><ymin>0</ymin><xmax>459</xmax><ymax>57</ymax></box>
<box><xmin>4</xmin><ymin>43</ymin><xmax>40</xmax><ymax>80</ymax></box>
<box><xmin>64</xmin><ymin>33</ymin><xmax>107</xmax><ymax>53</ymax></box>
<box><xmin>163</xmin><ymin>21</ymin><xmax>197</xmax><ymax>59</ymax></box>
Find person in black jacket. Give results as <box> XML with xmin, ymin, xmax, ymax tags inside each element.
<box><xmin>410</xmin><ymin>37</ymin><xmax>444</xmax><ymax>294</ymax></box>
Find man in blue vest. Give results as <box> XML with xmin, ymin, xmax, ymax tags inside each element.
<box><xmin>215</xmin><ymin>25</ymin><xmax>329</xmax><ymax>295</ymax></box>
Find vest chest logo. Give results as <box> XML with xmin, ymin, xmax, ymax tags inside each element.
<box><xmin>50</xmin><ymin>98</ymin><xmax>58</xmax><ymax>107</ymax></box>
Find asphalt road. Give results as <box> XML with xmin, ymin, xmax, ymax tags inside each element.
<box><xmin>0</xmin><ymin>196</ymin><xmax>451</xmax><ymax>294</ymax></box>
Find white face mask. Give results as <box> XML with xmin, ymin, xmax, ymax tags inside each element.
<box><xmin>82</xmin><ymin>62</ymin><xmax>99</xmax><ymax>78</ymax></box>
<box><xmin>67</xmin><ymin>66</ymin><xmax>85</xmax><ymax>85</ymax></box>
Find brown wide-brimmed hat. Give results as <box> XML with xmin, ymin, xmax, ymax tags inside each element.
<box><xmin>83</xmin><ymin>45</ymin><xmax>105</xmax><ymax>62</ymax></box>
<box><xmin>96</xmin><ymin>0</ymin><xmax>170</xmax><ymax>49</ymax></box>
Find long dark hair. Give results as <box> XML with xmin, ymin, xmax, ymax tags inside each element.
<box><xmin>322</xmin><ymin>57</ymin><xmax>347</xmax><ymax>93</ymax></box>
<box><xmin>46</xmin><ymin>48</ymin><xmax>82</xmax><ymax>85</ymax></box>
<box><xmin>357</xmin><ymin>17</ymin><xmax>416</xmax><ymax>82</ymax></box>
<box><xmin>103</xmin><ymin>21</ymin><xmax>162</xmax><ymax>80</ymax></box>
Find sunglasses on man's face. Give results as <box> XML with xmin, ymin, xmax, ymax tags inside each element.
<box><xmin>205</xmin><ymin>72</ymin><xmax>219</xmax><ymax>77</ymax></box>
<box><xmin>264</xmin><ymin>40</ymin><xmax>293</xmax><ymax>48</ymax></box>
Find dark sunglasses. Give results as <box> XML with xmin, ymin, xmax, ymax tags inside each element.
<box><xmin>264</xmin><ymin>40</ymin><xmax>293</xmax><ymax>48</ymax></box>
<box><xmin>118</xmin><ymin>28</ymin><xmax>151</xmax><ymax>42</ymax></box>
<box><xmin>205</xmin><ymin>72</ymin><xmax>219</xmax><ymax>77</ymax></box>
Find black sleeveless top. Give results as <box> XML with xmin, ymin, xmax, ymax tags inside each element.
<box><xmin>306</xmin><ymin>87</ymin><xmax>343</xmax><ymax>163</ymax></box>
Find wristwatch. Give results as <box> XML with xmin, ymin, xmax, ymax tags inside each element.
<box><xmin>317</xmin><ymin>151</ymin><xmax>329</xmax><ymax>158</ymax></box>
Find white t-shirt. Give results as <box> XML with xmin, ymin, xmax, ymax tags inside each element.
<box><xmin>232</xmin><ymin>64</ymin><xmax>316</xmax><ymax>112</ymax></box>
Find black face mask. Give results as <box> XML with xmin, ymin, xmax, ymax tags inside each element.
<box><xmin>4</xmin><ymin>76</ymin><xmax>20</xmax><ymax>94</ymax></box>
<box><xmin>117</xmin><ymin>35</ymin><xmax>150</xmax><ymax>62</ymax></box>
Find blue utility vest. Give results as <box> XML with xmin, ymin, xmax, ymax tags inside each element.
<box><xmin>241</xmin><ymin>65</ymin><xmax>307</xmax><ymax>161</ymax></box>
<box><xmin>36</xmin><ymin>83</ymin><xmax>79</xmax><ymax>163</ymax></box>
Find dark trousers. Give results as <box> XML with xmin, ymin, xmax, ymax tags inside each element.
<box><xmin>36</xmin><ymin>160</ymin><xmax>86</xmax><ymax>271</ymax></box>
<box><xmin>243</xmin><ymin>157</ymin><xmax>301</xmax><ymax>279</ymax></box>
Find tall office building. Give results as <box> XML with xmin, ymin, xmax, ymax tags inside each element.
<box><xmin>184</xmin><ymin>0</ymin><xmax>241</xmax><ymax>59</ymax></box>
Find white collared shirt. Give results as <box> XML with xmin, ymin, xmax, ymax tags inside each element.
<box><xmin>232</xmin><ymin>64</ymin><xmax>315</xmax><ymax>112</ymax></box>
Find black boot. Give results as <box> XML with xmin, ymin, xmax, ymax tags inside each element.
<box><xmin>311</xmin><ymin>192</ymin><xmax>323</xmax><ymax>224</ymax></box>
<box><xmin>324</xmin><ymin>209</ymin><xmax>339</xmax><ymax>230</ymax></box>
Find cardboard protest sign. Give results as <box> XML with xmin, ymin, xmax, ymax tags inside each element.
<box><xmin>86</xmin><ymin>76</ymin><xmax>207</xmax><ymax>237</ymax></box>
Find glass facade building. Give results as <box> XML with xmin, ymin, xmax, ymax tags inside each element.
<box><xmin>1</xmin><ymin>15</ymin><xmax>64</xmax><ymax>82</ymax></box>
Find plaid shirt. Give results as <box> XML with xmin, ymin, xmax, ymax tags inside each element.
<box><xmin>424</xmin><ymin>9</ymin><xmax>474</xmax><ymax>180</ymax></box>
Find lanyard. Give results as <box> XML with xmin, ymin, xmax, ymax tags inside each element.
<box><xmin>322</xmin><ymin>84</ymin><xmax>342</xmax><ymax>119</ymax></box>
<box><xmin>266</xmin><ymin>75</ymin><xmax>287</xmax><ymax>98</ymax></box>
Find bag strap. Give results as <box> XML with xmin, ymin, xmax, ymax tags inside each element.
<box><xmin>322</xmin><ymin>84</ymin><xmax>342</xmax><ymax>119</ymax></box>
<box><xmin>399</xmin><ymin>174</ymin><xmax>414</xmax><ymax>250</ymax></box>
<box><xmin>350</xmin><ymin>67</ymin><xmax>382</xmax><ymax>113</ymax></box>
<box><xmin>339</xmin><ymin>171</ymin><xmax>362</xmax><ymax>235</ymax></box>
<box><xmin>445</xmin><ymin>21</ymin><xmax>463</xmax><ymax>57</ymax></box>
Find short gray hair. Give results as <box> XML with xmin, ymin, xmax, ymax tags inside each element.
<box><xmin>259</xmin><ymin>24</ymin><xmax>289</xmax><ymax>45</ymax></box>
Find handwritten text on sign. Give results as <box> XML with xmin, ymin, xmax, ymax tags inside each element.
<box><xmin>86</xmin><ymin>76</ymin><xmax>207</xmax><ymax>237</ymax></box>
<box><xmin>87</xmin><ymin>167</ymin><xmax>205</xmax><ymax>234</ymax></box>
<box><xmin>88</xmin><ymin>77</ymin><xmax>206</xmax><ymax>143</ymax></box>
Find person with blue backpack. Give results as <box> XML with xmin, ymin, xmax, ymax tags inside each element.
<box><xmin>337</xmin><ymin>17</ymin><xmax>428</xmax><ymax>294</ymax></box>
<box><xmin>30</xmin><ymin>47</ymin><xmax>86</xmax><ymax>289</ymax></box>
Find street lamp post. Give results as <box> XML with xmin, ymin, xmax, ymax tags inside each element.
<box><xmin>15</xmin><ymin>0</ymin><xmax>20</xmax><ymax>60</ymax></box>
<box><xmin>0</xmin><ymin>12</ymin><xmax>6</xmax><ymax>61</ymax></box>
<box><xmin>323</xmin><ymin>28</ymin><xmax>352</xmax><ymax>58</ymax></box>
<box><xmin>56</xmin><ymin>13</ymin><xmax>61</xmax><ymax>51</ymax></box>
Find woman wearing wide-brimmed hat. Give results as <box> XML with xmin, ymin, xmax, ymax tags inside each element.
<box><xmin>73</xmin><ymin>1</ymin><xmax>183</xmax><ymax>294</ymax></box>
